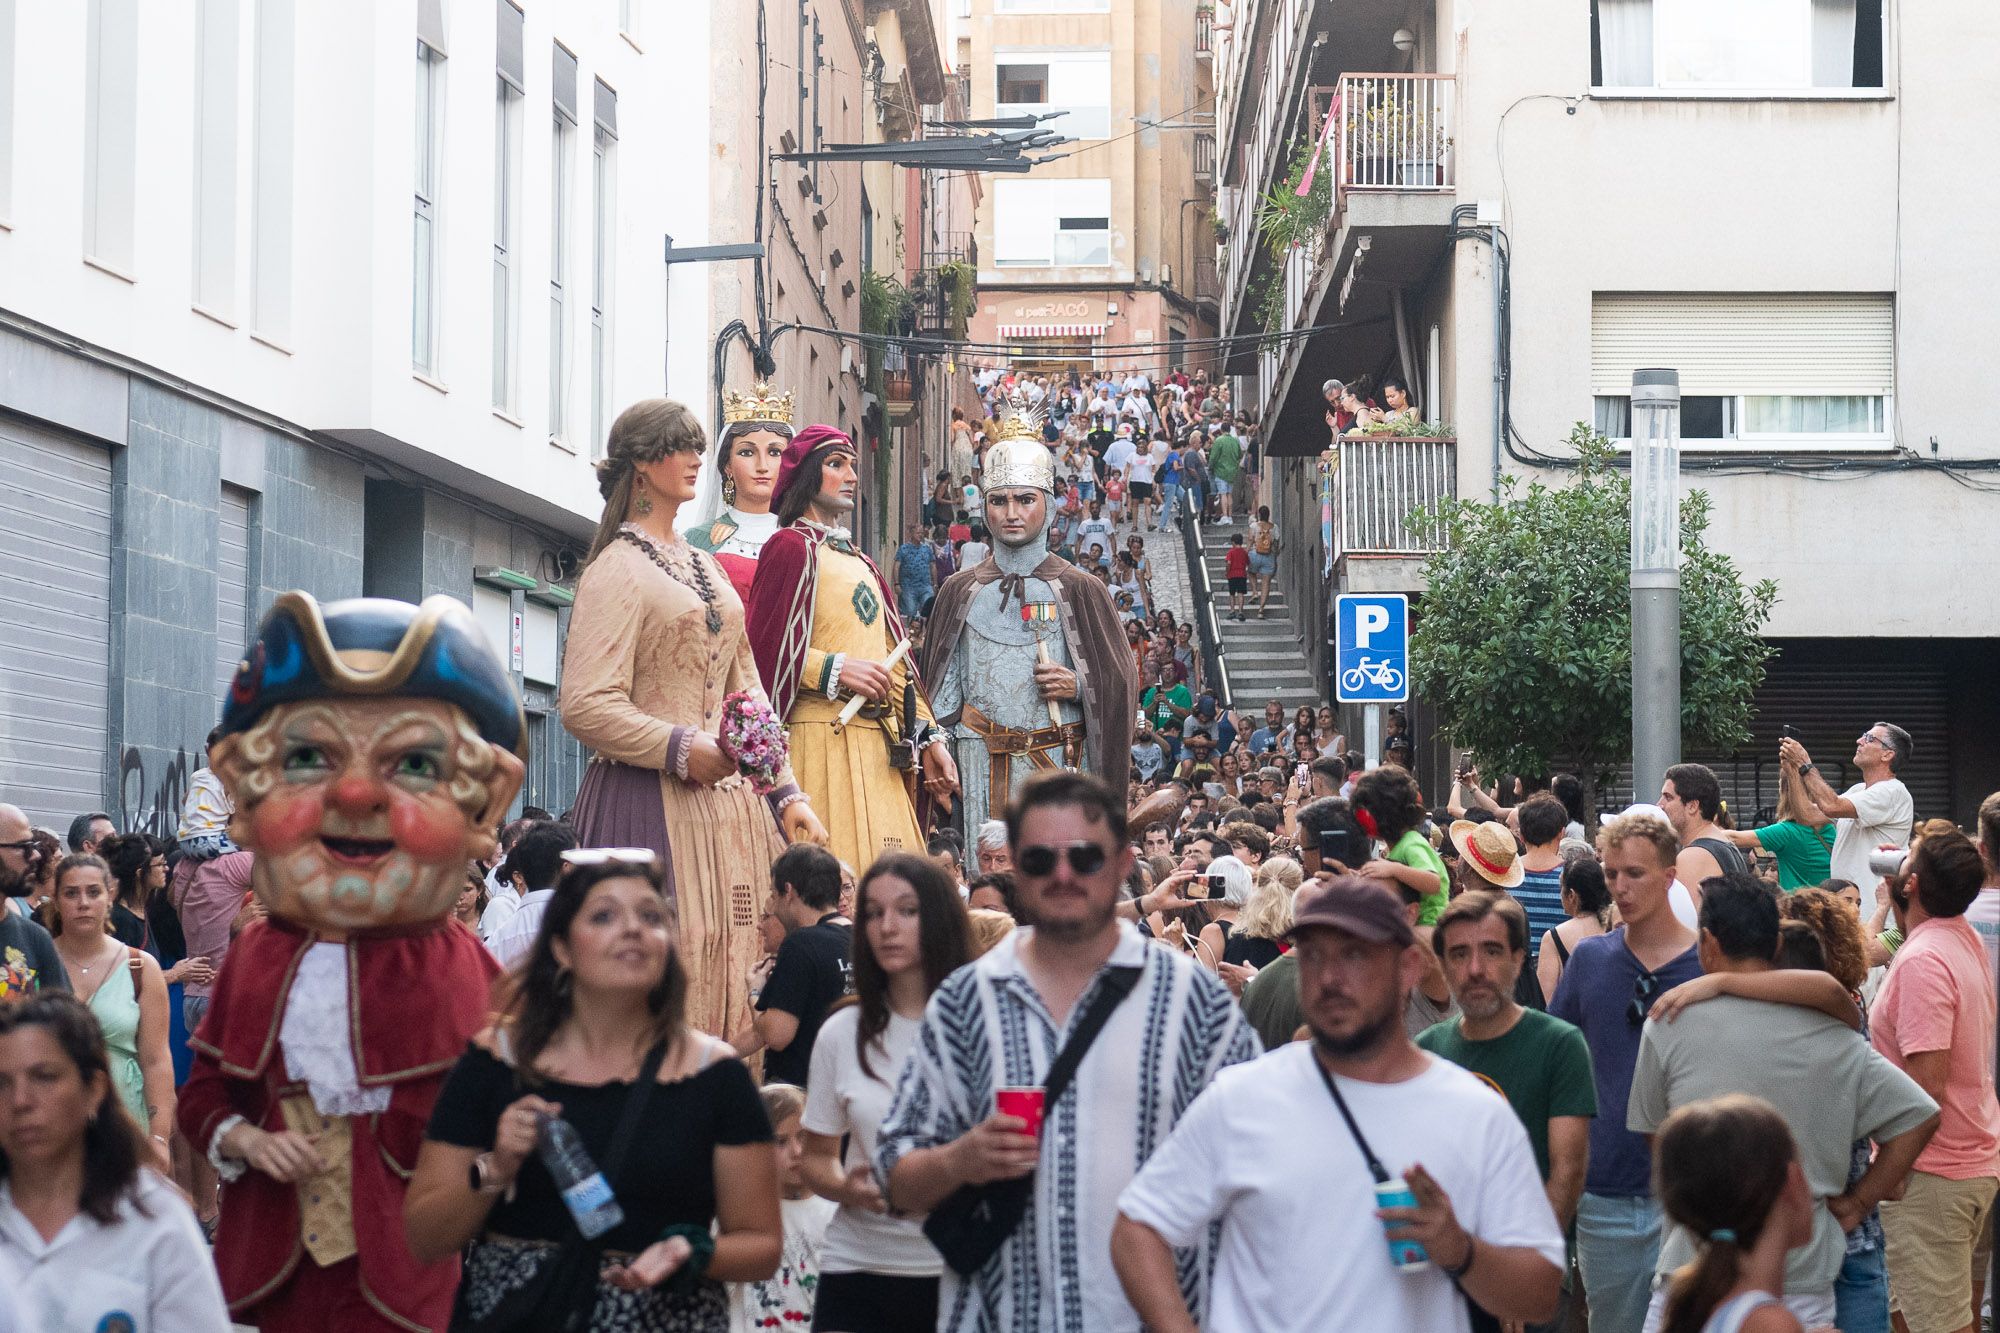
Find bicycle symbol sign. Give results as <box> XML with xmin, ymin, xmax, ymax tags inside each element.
<box><xmin>1334</xmin><ymin>594</ymin><xmax>1409</xmax><ymax>704</ymax></box>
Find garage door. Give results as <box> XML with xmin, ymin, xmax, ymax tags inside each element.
<box><xmin>0</xmin><ymin>419</ymin><xmax>113</xmax><ymax>829</ymax></box>
<box><xmin>215</xmin><ymin>486</ymin><xmax>252</xmax><ymax>714</ymax></box>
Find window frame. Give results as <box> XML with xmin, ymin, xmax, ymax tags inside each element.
<box><xmin>412</xmin><ymin>40</ymin><xmax>446</xmax><ymax>376</ymax></box>
<box><xmin>549</xmin><ymin>106</ymin><xmax>574</xmax><ymax>445</ymax></box>
<box><xmin>1593</xmin><ymin>391</ymin><xmax>1894</xmax><ymax>453</ymax></box>
<box><xmin>493</xmin><ymin>75</ymin><xmax>521</xmax><ymax>413</ymax></box>
<box><xmin>1590</xmin><ymin>0</ymin><xmax>1888</xmax><ymax>96</ymax></box>
<box><xmin>590</xmin><ymin>124</ymin><xmax>614</xmax><ymax>458</ymax></box>
<box><xmin>993</xmin><ymin>47</ymin><xmax>1113</xmax><ymax>141</ymax></box>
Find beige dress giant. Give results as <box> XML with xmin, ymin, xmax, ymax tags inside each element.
<box><xmin>559</xmin><ymin>529</ymin><xmax>798</xmax><ymax>1039</ymax></box>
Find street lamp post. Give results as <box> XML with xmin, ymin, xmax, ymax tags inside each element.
<box><xmin>1630</xmin><ymin>368</ymin><xmax>1682</xmax><ymax>801</ymax></box>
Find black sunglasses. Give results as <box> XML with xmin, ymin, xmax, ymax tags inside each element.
<box><xmin>1627</xmin><ymin>971</ymin><xmax>1662</xmax><ymax>1027</ymax></box>
<box><xmin>1016</xmin><ymin>842</ymin><xmax>1110</xmax><ymax>877</ymax></box>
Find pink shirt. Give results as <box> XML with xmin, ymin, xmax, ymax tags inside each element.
<box><xmin>170</xmin><ymin>850</ymin><xmax>254</xmax><ymax>998</ymax></box>
<box><xmin>1870</xmin><ymin>914</ymin><xmax>2000</xmax><ymax>1179</ymax></box>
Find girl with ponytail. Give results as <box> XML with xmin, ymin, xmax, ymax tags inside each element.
<box><xmin>1653</xmin><ymin>1094</ymin><xmax>1816</xmax><ymax>1333</ymax></box>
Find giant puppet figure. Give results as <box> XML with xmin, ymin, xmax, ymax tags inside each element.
<box><xmin>178</xmin><ymin>592</ymin><xmax>523</xmax><ymax>1332</ymax></box>
<box><xmin>682</xmin><ymin>379</ymin><xmax>795</xmax><ymax>602</ymax></box>
<box><xmin>747</xmin><ymin>425</ymin><xmax>960</xmax><ymax>871</ymax></box>
<box><xmin>919</xmin><ymin>404</ymin><xmax>1138</xmax><ymax>833</ymax></box>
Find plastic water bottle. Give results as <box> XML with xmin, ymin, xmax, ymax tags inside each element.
<box><xmin>536</xmin><ymin>1113</ymin><xmax>624</xmax><ymax>1239</ymax></box>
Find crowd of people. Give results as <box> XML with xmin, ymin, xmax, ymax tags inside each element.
<box><xmin>0</xmin><ymin>362</ymin><xmax>1994</xmax><ymax>1333</ymax></box>
<box><xmin>3</xmin><ymin>721</ymin><xmax>1995</xmax><ymax>1332</ymax></box>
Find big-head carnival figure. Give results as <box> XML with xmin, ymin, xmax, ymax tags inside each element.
<box><xmin>746</xmin><ymin>425</ymin><xmax>960</xmax><ymax>872</ymax></box>
<box><xmin>919</xmin><ymin>402</ymin><xmax>1137</xmax><ymax>833</ymax></box>
<box><xmin>682</xmin><ymin>379</ymin><xmax>795</xmax><ymax>603</ymax></box>
<box><xmin>178</xmin><ymin>592</ymin><xmax>523</xmax><ymax>1331</ymax></box>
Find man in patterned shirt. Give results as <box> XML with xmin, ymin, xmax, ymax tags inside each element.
<box><xmin>877</xmin><ymin>771</ymin><xmax>1259</xmax><ymax>1332</ymax></box>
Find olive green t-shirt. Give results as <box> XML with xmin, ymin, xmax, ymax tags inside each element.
<box><xmin>1415</xmin><ymin>1009</ymin><xmax>1597</xmax><ymax>1181</ymax></box>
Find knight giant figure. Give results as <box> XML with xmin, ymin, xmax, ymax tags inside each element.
<box><xmin>919</xmin><ymin>405</ymin><xmax>1137</xmax><ymax>835</ymax></box>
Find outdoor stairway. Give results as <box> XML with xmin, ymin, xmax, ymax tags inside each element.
<box><xmin>1198</xmin><ymin>530</ymin><xmax>1324</xmax><ymax>710</ymax></box>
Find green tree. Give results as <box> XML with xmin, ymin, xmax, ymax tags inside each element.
<box><xmin>1408</xmin><ymin>425</ymin><xmax>1778</xmax><ymax>826</ymax></box>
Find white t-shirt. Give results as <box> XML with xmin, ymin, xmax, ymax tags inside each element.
<box><xmin>1828</xmin><ymin>778</ymin><xmax>1913</xmax><ymax>887</ymax></box>
<box><xmin>1104</xmin><ymin>436</ymin><xmax>1138</xmax><ymax>476</ymax></box>
<box><xmin>958</xmin><ymin>541</ymin><xmax>991</xmax><ymax>568</ymax></box>
<box><xmin>803</xmin><ymin>1007</ymin><xmax>942</xmax><ymax>1277</ymax></box>
<box><xmin>1118</xmin><ymin>1044</ymin><xmax>1564</xmax><ymax>1333</ymax></box>
<box><xmin>0</xmin><ymin>1170</ymin><xmax>233</xmax><ymax>1333</ymax></box>
<box><xmin>478</xmin><ymin>880</ymin><xmax>522</xmax><ymax>944</ymax></box>
<box><xmin>1076</xmin><ymin>518</ymin><xmax>1115</xmax><ymax>560</ymax></box>
<box><xmin>490</xmin><ymin>889</ymin><xmax>555</xmax><ymax>968</ymax></box>
<box><xmin>729</xmin><ymin>1194</ymin><xmax>838</xmax><ymax>1333</ymax></box>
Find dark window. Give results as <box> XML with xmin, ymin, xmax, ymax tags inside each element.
<box><xmin>997</xmin><ymin>64</ymin><xmax>1049</xmax><ymax>103</ymax></box>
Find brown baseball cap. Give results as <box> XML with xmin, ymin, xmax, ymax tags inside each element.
<box><xmin>1286</xmin><ymin>876</ymin><xmax>1415</xmax><ymax>948</ymax></box>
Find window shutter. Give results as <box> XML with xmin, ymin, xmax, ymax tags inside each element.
<box><xmin>1590</xmin><ymin>293</ymin><xmax>1894</xmax><ymax>396</ymax></box>
<box><xmin>553</xmin><ymin>43</ymin><xmax>578</xmax><ymax>122</ymax></box>
<box><xmin>593</xmin><ymin>78</ymin><xmax>617</xmax><ymax>139</ymax></box>
<box><xmin>417</xmin><ymin>0</ymin><xmax>447</xmax><ymax>55</ymax></box>
<box><xmin>496</xmin><ymin>0</ymin><xmax>524</xmax><ymax>92</ymax></box>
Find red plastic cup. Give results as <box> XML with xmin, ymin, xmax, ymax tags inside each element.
<box><xmin>994</xmin><ymin>1086</ymin><xmax>1046</xmax><ymax>1140</ymax></box>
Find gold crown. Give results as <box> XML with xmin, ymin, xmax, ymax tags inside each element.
<box><xmin>990</xmin><ymin>394</ymin><xmax>1045</xmax><ymax>445</ymax></box>
<box><xmin>722</xmin><ymin>381</ymin><xmax>796</xmax><ymax>426</ymax></box>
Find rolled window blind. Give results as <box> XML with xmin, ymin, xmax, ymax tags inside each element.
<box><xmin>1591</xmin><ymin>293</ymin><xmax>1893</xmax><ymax>396</ymax></box>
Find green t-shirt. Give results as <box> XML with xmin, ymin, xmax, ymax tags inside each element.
<box><xmin>1752</xmin><ymin>820</ymin><xmax>1836</xmax><ymax>892</ymax></box>
<box><xmin>1209</xmin><ymin>433</ymin><xmax>1242</xmax><ymax>482</ymax></box>
<box><xmin>1142</xmin><ymin>682</ymin><xmax>1191</xmax><ymax>728</ymax></box>
<box><xmin>1389</xmin><ymin>829</ymin><xmax>1450</xmax><ymax>925</ymax></box>
<box><xmin>1240</xmin><ymin>951</ymin><xmax>1303</xmax><ymax>1052</ymax></box>
<box><xmin>1416</xmin><ymin>1009</ymin><xmax>1597</xmax><ymax>1182</ymax></box>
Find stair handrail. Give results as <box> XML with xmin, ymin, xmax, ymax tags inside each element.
<box><xmin>1172</xmin><ymin>491</ymin><xmax>1234</xmax><ymax>709</ymax></box>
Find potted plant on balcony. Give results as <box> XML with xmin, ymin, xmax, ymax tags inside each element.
<box><xmin>934</xmin><ymin>259</ymin><xmax>977</xmax><ymax>342</ymax></box>
<box><xmin>1344</xmin><ymin>95</ymin><xmax>1449</xmax><ymax>187</ymax></box>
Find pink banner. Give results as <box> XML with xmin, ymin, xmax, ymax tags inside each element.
<box><xmin>1295</xmin><ymin>91</ymin><xmax>1343</xmax><ymax>197</ymax></box>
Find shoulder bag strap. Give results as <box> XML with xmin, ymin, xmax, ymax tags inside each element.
<box><xmin>1309</xmin><ymin>1053</ymin><xmax>1391</xmax><ymax>1185</ymax></box>
<box><xmin>1042</xmin><ymin>964</ymin><xmax>1143</xmax><ymax>1109</ymax></box>
<box><xmin>600</xmin><ymin>1040</ymin><xmax>670</xmax><ymax>1181</ymax></box>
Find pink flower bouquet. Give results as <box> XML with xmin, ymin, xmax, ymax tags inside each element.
<box><xmin>719</xmin><ymin>692</ymin><xmax>790</xmax><ymax>794</ymax></box>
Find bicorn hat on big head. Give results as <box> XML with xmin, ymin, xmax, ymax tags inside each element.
<box><xmin>221</xmin><ymin>592</ymin><xmax>526</xmax><ymax>755</ymax></box>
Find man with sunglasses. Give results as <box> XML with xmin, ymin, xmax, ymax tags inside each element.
<box><xmin>1548</xmin><ymin>808</ymin><xmax>1701</xmax><ymax>1333</ymax></box>
<box><xmin>1780</xmin><ymin>723</ymin><xmax>1914</xmax><ymax>891</ymax></box>
<box><xmin>0</xmin><ymin>803</ymin><xmax>67</xmax><ymax>1002</ymax></box>
<box><xmin>876</xmin><ymin>771</ymin><xmax>1257</xmax><ymax>1333</ymax></box>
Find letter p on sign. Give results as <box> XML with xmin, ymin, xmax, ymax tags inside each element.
<box><xmin>1354</xmin><ymin>604</ymin><xmax>1390</xmax><ymax>646</ymax></box>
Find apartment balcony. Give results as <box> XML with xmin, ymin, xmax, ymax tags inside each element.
<box><xmin>1196</xmin><ymin>4</ymin><xmax>1215</xmax><ymax>59</ymax></box>
<box><xmin>1330</xmin><ymin>74</ymin><xmax>1456</xmax><ymax>196</ymax></box>
<box><xmin>1194</xmin><ymin>132</ymin><xmax>1216</xmax><ymax>185</ymax></box>
<box><xmin>1327</xmin><ymin>435</ymin><xmax>1456</xmax><ymax>590</ymax></box>
<box><xmin>1193</xmin><ymin>257</ymin><xmax>1220</xmax><ymax>304</ymax></box>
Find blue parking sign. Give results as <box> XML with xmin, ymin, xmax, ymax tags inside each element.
<box><xmin>1335</xmin><ymin>594</ymin><xmax>1409</xmax><ymax>704</ymax></box>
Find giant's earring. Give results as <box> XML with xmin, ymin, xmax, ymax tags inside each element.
<box><xmin>722</xmin><ymin>474</ymin><xmax>737</xmax><ymax>505</ymax></box>
<box><xmin>554</xmin><ymin>964</ymin><xmax>574</xmax><ymax>997</ymax></box>
<box><xmin>633</xmin><ymin>474</ymin><xmax>654</xmax><ymax>517</ymax></box>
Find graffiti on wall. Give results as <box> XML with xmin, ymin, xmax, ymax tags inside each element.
<box><xmin>118</xmin><ymin>745</ymin><xmax>195</xmax><ymax>841</ymax></box>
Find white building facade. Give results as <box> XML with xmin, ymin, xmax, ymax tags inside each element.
<box><xmin>0</xmin><ymin>0</ymin><xmax>716</xmax><ymax>830</ymax></box>
<box><xmin>1217</xmin><ymin>0</ymin><xmax>2000</xmax><ymax>822</ymax></box>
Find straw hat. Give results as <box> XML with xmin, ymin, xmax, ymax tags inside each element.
<box><xmin>1449</xmin><ymin>819</ymin><xmax>1525</xmax><ymax>889</ymax></box>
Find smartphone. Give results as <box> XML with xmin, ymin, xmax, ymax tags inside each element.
<box><xmin>1319</xmin><ymin>828</ymin><xmax>1350</xmax><ymax>867</ymax></box>
<box><xmin>1295</xmin><ymin>762</ymin><xmax>1310</xmax><ymax>785</ymax></box>
<box><xmin>1206</xmin><ymin>873</ymin><xmax>1228</xmax><ymax>897</ymax></box>
<box><xmin>1183</xmin><ymin>875</ymin><xmax>1212</xmax><ymax>900</ymax></box>
<box><xmin>1779</xmin><ymin>723</ymin><xmax>1800</xmax><ymax>741</ymax></box>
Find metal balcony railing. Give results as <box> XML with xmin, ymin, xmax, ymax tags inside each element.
<box><xmin>1194</xmin><ymin>133</ymin><xmax>1215</xmax><ymax>183</ymax></box>
<box><xmin>1328</xmin><ymin>436</ymin><xmax>1457</xmax><ymax>560</ymax></box>
<box><xmin>1196</xmin><ymin>5</ymin><xmax>1215</xmax><ymax>57</ymax></box>
<box><xmin>1334</xmin><ymin>73</ymin><xmax>1456</xmax><ymax>196</ymax></box>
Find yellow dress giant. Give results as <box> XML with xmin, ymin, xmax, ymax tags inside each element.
<box><xmin>747</xmin><ymin>521</ymin><xmax>932</xmax><ymax>874</ymax></box>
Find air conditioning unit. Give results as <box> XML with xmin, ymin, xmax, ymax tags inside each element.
<box><xmin>1161</xmin><ymin>263</ymin><xmax>1173</xmax><ymax>286</ymax></box>
<box><xmin>1137</xmin><ymin>259</ymin><xmax>1153</xmax><ymax>283</ymax></box>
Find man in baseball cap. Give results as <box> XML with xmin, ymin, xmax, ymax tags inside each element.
<box><xmin>1114</xmin><ymin>871</ymin><xmax>1567</xmax><ymax>1330</ymax></box>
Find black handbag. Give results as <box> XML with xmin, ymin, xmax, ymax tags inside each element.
<box><xmin>450</xmin><ymin>1040</ymin><xmax>668</xmax><ymax>1333</ymax></box>
<box><xmin>921</xmin><ymin>965</ymin><xmax>1143</xmax><ymax>1276</ymax></box>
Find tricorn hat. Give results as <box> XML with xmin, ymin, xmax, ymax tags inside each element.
<box><xmin>221</xmin><ymin>592</ymin><xmax>526</xmax><ymax>755</ymax></box>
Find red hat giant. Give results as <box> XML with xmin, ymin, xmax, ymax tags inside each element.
<box><xmin>773</xmin><ymin>424</ymin><xmax>858</xmax><ymax>508</ymax></box>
